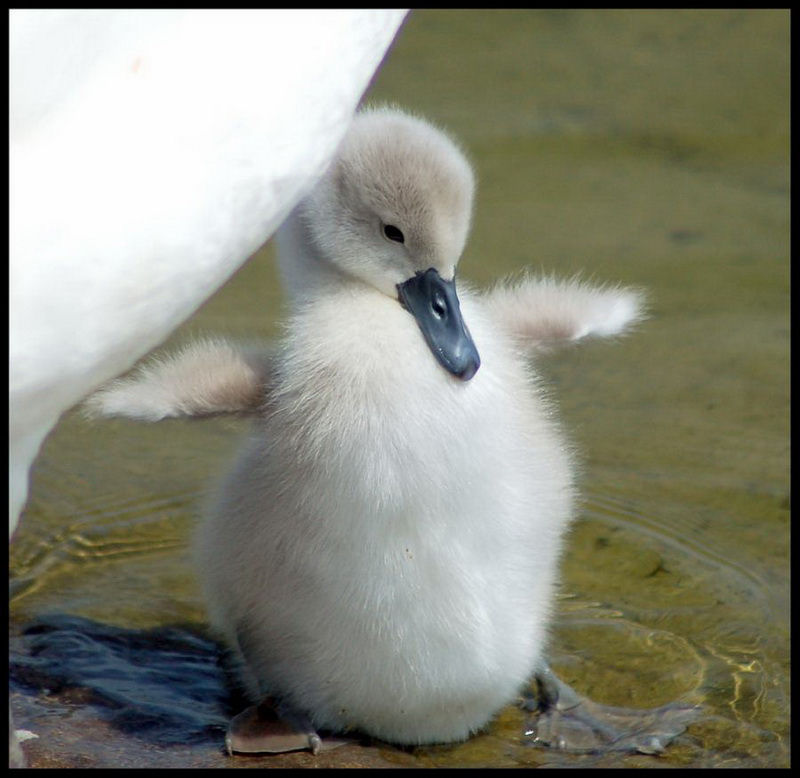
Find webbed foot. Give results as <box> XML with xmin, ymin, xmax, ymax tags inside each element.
<box><xmin>225</xmin><ymin>697</ymin><xmax>353</xmax><ymax>755</ymax></box>
<box><xmin>522</xmin><ymin>666</ymin><xmax>699</xmax><ymax>755</ymax></box>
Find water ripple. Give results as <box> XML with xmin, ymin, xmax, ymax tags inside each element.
<box><xmin>581</xmin><ymin>489</ymin><xmax>769</xmax><ymax>597</ymax></box>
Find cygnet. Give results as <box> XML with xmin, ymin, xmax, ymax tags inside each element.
<box><xmin>87</xmin><ymin>107</ymin><xmax>645</xmax><ymax>751</ymax></box>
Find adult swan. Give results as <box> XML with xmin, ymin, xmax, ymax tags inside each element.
<box><xmin>9</xmin><ymin>9</ymin><xmax>407</xmax><ymax>539</ymax></box>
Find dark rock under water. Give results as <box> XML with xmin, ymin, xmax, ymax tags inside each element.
<box><xmin>10</xmin><ymin>614</ymin><xmax>232</xmax><ymax>746</ymax></box>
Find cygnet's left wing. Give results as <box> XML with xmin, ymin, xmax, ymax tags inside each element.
<box><xmin>84</xmin><ymin>339</ymin><xmax>274</xmax><ymax>421</ymax></box>
<box><xmin>481</xmin><ymin>275</ymin><xmax>646</xmax><ymax>348</ymax></box>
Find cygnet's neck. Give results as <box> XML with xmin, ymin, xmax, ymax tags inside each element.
<box><xmin>274</xmin><ymin>205</ymin><xmax>351</xmax><ymax>306</ymax></box>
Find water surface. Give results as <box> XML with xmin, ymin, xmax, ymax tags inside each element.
<box><xmin>10</xmin><ymin>9</ymin><xmax>789</xmax><ymax>768</ymax></box>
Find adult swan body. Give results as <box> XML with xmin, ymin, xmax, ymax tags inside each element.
<box><xmin>9</xmin><ymin>9</ymin><xmax>408</xmax><ymax>538</ymax></box>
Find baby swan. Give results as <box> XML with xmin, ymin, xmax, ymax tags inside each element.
<box><xmin>87</xmin><ymin>108</ymin><xmax>647</xmax><ymax>751</ymax></box>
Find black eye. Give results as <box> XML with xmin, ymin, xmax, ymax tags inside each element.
<box><xmin>383</xmin><ymin>224</ymin><xmax>405</xmax><ymax>243</ymax></box>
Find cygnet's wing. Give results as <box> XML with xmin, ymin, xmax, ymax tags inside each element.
<box><xmin>481</xmin><ymin>275</ymin><xmax>646</xmax><ymax>348</ymax></box>
<box><xmin>84</xmin><ymin>338</ymin><xmax>274</xmax><ymax>421</ymax></box>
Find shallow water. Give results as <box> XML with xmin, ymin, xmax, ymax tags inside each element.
<box><xmin>10</xmin><ymin>9</ymin><xmax>789</xmax><ymax>768</ymax></box>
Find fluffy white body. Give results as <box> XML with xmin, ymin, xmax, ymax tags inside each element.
<box><xmin>88</xmin><ymin>107</ymin><xmax>644</xmax><ymax>746</ymax></box>
<box><xmin>200</xmin><ymin>290</ymin><xmax>573</xmax><ymax>744</ymax></box>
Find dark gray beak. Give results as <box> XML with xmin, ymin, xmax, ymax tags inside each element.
<box><xmin>396</xmin><ymin>268</ymin><xmax>481</xmax><ymax>381</ymax></box>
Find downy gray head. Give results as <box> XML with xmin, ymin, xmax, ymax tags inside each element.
<box><xmin>288</xmin><ymin>107</ymin><xmax>481</xmax><ymax>380</ymax></box>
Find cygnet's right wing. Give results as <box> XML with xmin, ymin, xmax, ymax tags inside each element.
<box><xmin>481</xmin><ymin>274</ymin><xmax>646</xmax><ymax>349</ymax></box>
<box><xmin>84</xmin><ymin>338</ymin><xmax>274</xmax><ymax>421</ymax></box>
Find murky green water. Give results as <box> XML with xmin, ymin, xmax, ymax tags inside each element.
<box><xmin>10</xmin><ymin>10</ymin><xmax>788</xmax><ymax>768</ymax></box>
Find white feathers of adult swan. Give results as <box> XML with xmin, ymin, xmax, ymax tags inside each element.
<box><xmin>9</xmin><ymin>9</ymin><xmax>408</xmax><ymax>539</ymax></box>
